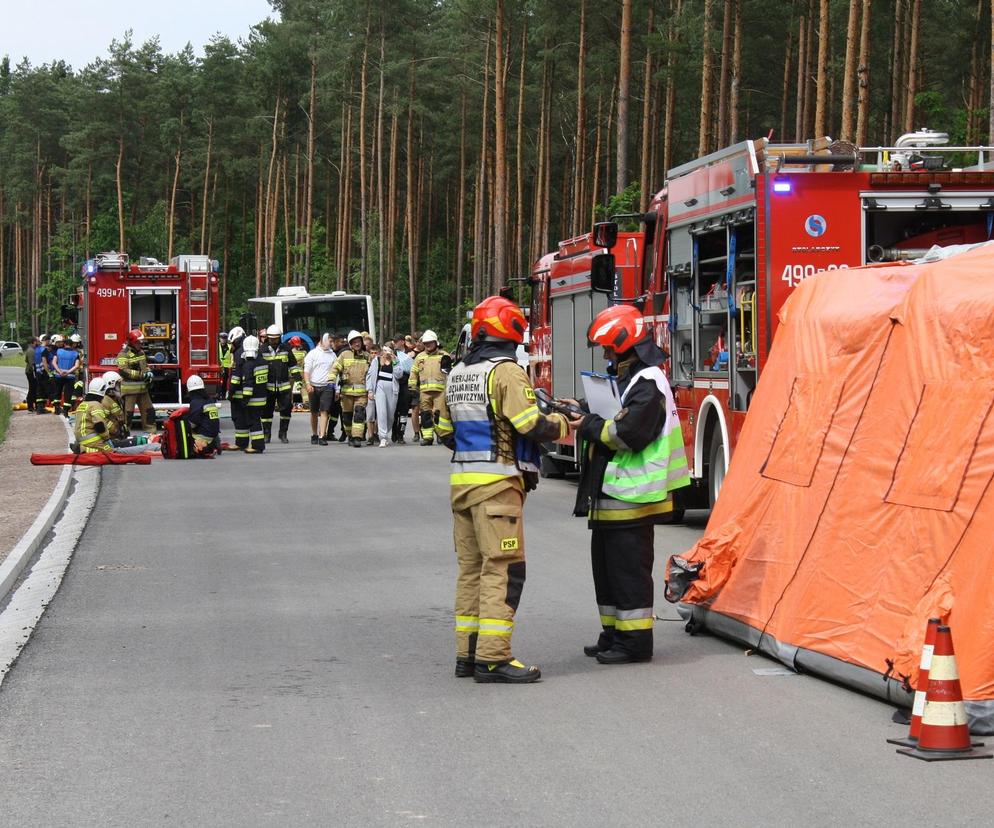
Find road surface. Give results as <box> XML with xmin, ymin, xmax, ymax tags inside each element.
<box><xmin>0</xmin><ymin>366</ymin><xmax>989</xmax><ymax>825</ymax></box>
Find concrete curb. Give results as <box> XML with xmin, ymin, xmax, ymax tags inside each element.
<box><xmin>0</xmin><ymin>382</ymin><xmax>93</xmax><ymax>603</ymax></box>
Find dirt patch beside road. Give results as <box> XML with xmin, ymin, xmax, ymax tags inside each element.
<box><xmin>0</xmin><ymin>387</ymin><xmax>69</xmax><ymax>565</ymax></box>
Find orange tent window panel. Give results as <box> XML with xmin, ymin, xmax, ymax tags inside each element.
<box><xmin>885</xmin><ymin>382</ymin><xmax>994</xmax><ymax>512</ymax></box>
<box><xmin>761</xmin><ymin>373</ymin><xmax>846</xmax><ymax>487</ymax></box>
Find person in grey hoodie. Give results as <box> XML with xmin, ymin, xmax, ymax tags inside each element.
<box><xmin>366</xmin><ymin>345</ymin><xmax>405</xmax><ymax>447</ymax></box>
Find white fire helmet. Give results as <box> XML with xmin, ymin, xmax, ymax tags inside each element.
<box><xmin>69</xmin><ymin>334</ymin><xmax>82</xmax><ymax>344</ymax></box>
<box><xmin>87</xmin><ymin>376</ymin><xmax>108</xmax><ymax>396</ymax></box>
<box><xmin>241</xmin><ymin>335</ymin><xmax>260</xmax><ymax>358</ymax></box>
<box><xmin>421</xmin><ymin>329</ymin><xmax>438</xmax><ymax>344</ymax></box>
<box><xmin>186</xmin><ymin>374</ymin><xmax>205</xmax><ymax>392</ymax></box>
<box><xmin>103</xmin><ymin>371</ymin><xmax>122</xmax><ymax>388</ymax></box>
<box><xmin>266</xmin><ymin>324</ymin><xmax>282</xmax><ymax>337</ymax></box>
<box><xmin>347</xmin><ymin>330</ymin><xmax>363</xmax><ymax>345</ymax></box>
<box><xmin>227</xmin><ymin>326</ymin><xmax>245</xmax><ymax>341</ymax></box>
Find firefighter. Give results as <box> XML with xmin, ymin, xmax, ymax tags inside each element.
<box><xmin>326</xmin><ymin>333</ymin><xmax>347</xmax><ymax>441</ymax></box>
<box><xmin>117</xmin><ymin>329</ymin><xmax>156</xmax><ymax>432</ymax></box>
<box><xmin>329</xmin><ymin>330</ymin><xmax>370</xmax><ymax>447</ymax></box>
<box><xmin>288</xmin><ymin>335</ymin><xmax>308</xmax><ymax>406</ymax></box>
<box><xmin>435</xmin><ymin>296</ymin><xmax>575</xmax><ymax>683</ymax></box>
<box><xmin>69</xmin><ymin>334</ymin><xmax>85</xmax><ymax>407</ymax></box>
<box><xmin>226</xmin><ymin>326</ymin><xmax>249</xmax><ymax>450</ymax></box>
<box><xmin>73</xmin><ymin>377</ymin><xmax>114</xmax><ymax>454</ymax></box>
<box><xmin>573</xmin><ymin>305</ymin><xmax>691</xmax><ymax>665</ymax></box>
<box><xmin>218</xmin><ymin>332</ymin><xmax>232</xmax><ymax>400</ymax></box>
<box><xmin>239</xmin><ymin>335</ymin><xmax>269</xmax><ymax>453</ymax></box>
<box><xmin>185</xmin><ymin>374</ymin><xmax>221</xmax><ymax>456</ymax></box>
<box><xmin>260</xmin><ymin>325</ymin><xmax>301</xmax><ymax>443</ymax></box>
<box><xmin>100</xmin><ymin>371</ymin><xmax>128</xmax><ymax>439</ymax></box>
<box><xmin>409</xmin><ymin>329</ymin><xmax>448</xmax><ymax>445</ymax></box>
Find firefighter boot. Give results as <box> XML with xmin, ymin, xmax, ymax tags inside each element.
<box><xmin>278</xmin><ymin>423</ymin><xmax>289</xmax><ymax>444</ymax></box>
<box><xmin>473</xmin><ymin>659</ymin><xmax>541</xmax><ymax>684</ymax></box>
<box><xmin>263</xmin><ymin>423</ymin><xmax>272</xmax><ymax>443</ymax></box>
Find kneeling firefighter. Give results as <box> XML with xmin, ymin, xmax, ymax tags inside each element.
<box><xmin>185</xmin><ymin>374</ymin><xmax>221</xmax><ymax>456</ymax></box>
<box><xmin>436</xmin><ymin>296</ymin><xmax>577</xmax><ymax>683</ymax></box>
<box><xmin>574</xmin><ymin>305</ymin><xmax>690</xmax><ymax>664</ymax></box>
<box><xmin>328</xmin><ymin>330</ymin><xmax>370</xmax><ymax>447</ymax></box>
<box><xmin>73</xmin><ymin>377</ymin><xmax>114</xmax><ymax>453</ymax></box>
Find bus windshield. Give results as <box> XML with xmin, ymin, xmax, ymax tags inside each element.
<box><xmin>281</xmin><ymin>298</ymin><xmax>370</xmax><ymax>340</ymax></box>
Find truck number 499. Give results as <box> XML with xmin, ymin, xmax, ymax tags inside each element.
<box><xmin>780</xmin><ymin>263</ymin><xmax>849</xmax><ymax>288</ymax></box>
<box><xmin>95</xmin><ymin>288</ymin><xmax>126</xmax><ymax>298</ymax></box>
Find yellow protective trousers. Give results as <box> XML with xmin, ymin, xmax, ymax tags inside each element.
<box><xmin>452</xmin><ymin>486</ymin><xmax>526</xmax><ymax>664</ymax></box>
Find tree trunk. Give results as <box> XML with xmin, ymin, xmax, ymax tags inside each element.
<box><xmin>264</xmin><ymin>97</ymin><xmax>282</xmax><ymax>294</ymax></box>
<box><xmin>730</xmin><ymin>0</ymin><xmax>742</xmax><ymax>142</ymax></box>
<box><xmin>376</xmin><ymin>27</ymin><xmax>386</xmax><ymax>340</ymax></box>
<box><xmin>795</xmin><ymin>15</ymin><xmax>807</xmax><ymax>140</ymax></box>
<box><xmin>115</xmin><ymin>136</ymin><xmax>126</xmax><ymax>251</ymax></box>
<box><xmin>516</xmin><ymin>28</ymin><xmax>527</xmax><ymax>277</ymax></box>
<box><xmin>359</xmin><ymin>22</ymin><xmax>370</xmax><ymax>295</ymax></box>
<box><xmin>855</xmin><ymin>0</ymin><xmax>873</xmax><ymax>145</ymax></box>
<box><xmin>167</xmin><ymin>119</ymin><xmax>182</xmax><ymax>261</ymax></box>
<box><xmin>591</xmin><ymin>92</ymin><xmax>602</xmax><ymax>227</ymax></box>
<box><xmin>699</xmin><ymin>0</ymin><xmax>715</xmax><ymax>155</ymax></box>
<box><xmin>200</xmin><ymin>115</ymin><xmax>213</xmax><ymax>253</ymax></box>
<box><xmin>813</xmin><ymin>0</ymin><xmax>830</xmax><ymax>137</ymax></box>
<box><xmin>304</xmin><ymin>56</ymin><xmax>317</xmax><ymax>288</ymax></box>
<box><xmin>663</xmin><ymin>0</ymin><xmax>682</xmax><ymax>173</ymax></box>
<box><xmin>904</xmin><ymin>0</ymin><xmax>921</xmax><ymax>133</ymax></box>
<box><xmin>493</xmin><ymin>0</ymin><xmax>508</xmax><ymax>291</ymax></box>
<box><xmin>639</xmin><ymin>7</ymin><xmax>655</xmax><ymax>210</ymax></box>
<box><xmin>387</xmin><ymin>103</ymin><xmax>398</xmax><ymax>333</ymax></box>
<box><xmin>573</xmin><ymin>3</ymin><xmax>586</xmax><ymax>232</ymax></box>
<box><xmin>617</xmin><ymin>0</ymin><xmax>633</xmax><ymax>193</ymax></box>
<box><xmin>840</xmin><ymin>0</ymin><xmax>860</xmax><ymax>140</ymax></box>
<box><xmin>989</xmin><ymin>0</ymin><xmax>994</xmax><ymax>149</ymax></box>
<box><xmin>473</xmin><ymin>32</ymin><xmax>492</xmax><ymax>303</ymax></box>
<box><xmin>717</xmin><ymin>0</ymin><xmax>733</xmax><ymax>147</ymax></box>
<box><xmin>780</xmin><ymin>28</ymin><xmax>793</xmax><ymax>141</ymax></box>
<box><xmin>405</xmin><ymin>62</ymin><xmax>418</xmax><ymax>330</ymax></box>
<box><xmin>890</xmin><ymin>0</ymin><xmax>907</xmax><ymax>140</ymax></box>
<box><xmin>803</xmin><ymin>9</ymin><xmax>816</xmax><ymax>137</ymax></box>
<box><xmin>456</xmin><ymin>92</ymin><xmax>467</xmax><ymax>323</ymax></box>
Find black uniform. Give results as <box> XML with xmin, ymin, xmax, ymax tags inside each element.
<box><xmin>241</xmin><ymin>353</ymin><xmax>270</xmax><ymax>453</ymax></box>
<box><xmin>227</xmin><ymin>337</ymin><xmax>248</xmax><ymax>449</ymax></box>
<box><xmin>186</xmin><ymin>389</ymin><xmax>221</xmax><ymax>453</ymax></box>
<box><xmin>261</xmin><ymin>340</ymin><xmax>301</xmax><ymax>442</ymax></box>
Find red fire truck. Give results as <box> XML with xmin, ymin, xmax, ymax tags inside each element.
<box><xmin>583</xmin><ymin>129</ymin><xmax>994</xmax><ymax>508</ymax></box>
<box><xmin>77</xmin><ymin>251</ymin><xmax>222</xmax><ymax>408</ymax></box>
<box><xmin>527</xmin><ymin>229</ymin><xmax>645</xmax><ymax>476</ymax></box>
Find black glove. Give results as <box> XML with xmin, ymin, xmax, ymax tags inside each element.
<box><xmin>440</xmin><ymin>354</ymin><xmax>453</xmax><ymax>373</ymax></box>
<box><xmin>579</xmin><ymin>413</ymin><xmax>606</xmax><ymax>443</ymax></box>
<box><xmin>523</xmin><ymin>471</ymin><xmax>539</xmax><ymax>492</ymax></box>
<box><xmin>410</xmin><ymin>390</ymin><xmax>420</xmax><ymax>406</ymax></box>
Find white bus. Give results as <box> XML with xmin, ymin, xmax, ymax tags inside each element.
<box><xmin>246</xmin><ymin>287</ymin><xmax>375</xmax><ymax>347</ymax></box>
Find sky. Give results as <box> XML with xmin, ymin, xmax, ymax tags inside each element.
<box><xmin>1</xmin><ymin>0</ymin><xmax>278</xmax><ymax>70</ymax></box>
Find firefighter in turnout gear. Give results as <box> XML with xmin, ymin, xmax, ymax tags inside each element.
<box><xmin>226</xmin><ymin>326</ymin><xmax>249</xmax><ymax>449</ymax></box>
<box><xmin>185</xmin><ymin>374</ymin><xmax>221</xmax><ymax>456</ymax></box>
<box><xmin>117</xmin><ymin>329</ymin><xmax>156</xmax><ymax>432</ymax></box>
<box><xmin>218</xmin><ymin>331</ymin><xmax>232</xmax><ymax>399</ymax></box>
<box><xmin>289</xmin><ymin>336</ymin><xmax>308</xmax><ymax>406</ymax></box>
<box><xmin>261</xmin><ymin>325</ymin><xmax>301</xmax><ymax>443</ymax></box>
<box><xmin>410</xmin><ymin>329</ymin><xmax>448</xmax><ymax>445</ymax></box>
<box><xmin>435</xmin><ymin>296</ymin><xmax>578</xmax><ymax>683</ymax></box>
<box><xmin>574</xmin><ymin>305</ymin><xmax>691</xmax><ymax>665</ymax></box>
<box><xmin>239</xmin><ymin>335</ymin><xmax>269</xmax><ymax>453</ymax></box>
<box><xmin>73</xmin><ymin>377</ymin><xmax>114</xmax><ymax>453</ymax></box>
<box><xmin>100</xmin><ymin>371</ymin><xmax>128</xmax><ymax>438</ymax></box>
<box><xmin>329</xmin><ymin>330</ymin><xmax>370</xmax><ymax>447</ymax></box>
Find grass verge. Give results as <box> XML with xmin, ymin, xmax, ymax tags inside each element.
<box><xmin>0</xmin><ymin>388</ymin><xmax>10</xmax><ymax>447</ymax></box>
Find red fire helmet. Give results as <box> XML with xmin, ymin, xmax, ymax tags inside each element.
<box><xmin>471</xmin><ymin>296</ymin><xmax>527</xmax><ymax>344</ymax></box>
<box><xmin>126</xmin><ymin>328</ymin><xmax>144</xmax><ymax>347</ymax></box>
<box><xmin>587</xmin><ymin>304</ymin><xmax>647</xmax><ymax>353</ymax></box>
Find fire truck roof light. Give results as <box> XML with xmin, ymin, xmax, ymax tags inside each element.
<box><xmin>773</xmin><ymin>180</ymin><xmax>792</xmax><ymax>193</ymax></box>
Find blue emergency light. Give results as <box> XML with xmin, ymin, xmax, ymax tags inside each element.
<box><xmin>85</xmin><ymin>261</ymin><xmax>96</xmax><ymax>274</ymax></box>
<box><xmin>773</xmin><ymin>180</ymin><xmax>792</xmax><ymax>193</ymax></box>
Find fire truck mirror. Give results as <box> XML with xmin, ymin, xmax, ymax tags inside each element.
<box><xmin>590</xmin><ymin>253</ymin><xmax>616</xmax><ymax>294</ymax></box>
<box><xmin>592</xmin><ymin>221</ymin><xmax>618</xmax><ymax>249</ymax></box>
<box><xmin>60</xmin><ymin>304</ymin><xmax>78</xmax><ymax>325</ymax></box>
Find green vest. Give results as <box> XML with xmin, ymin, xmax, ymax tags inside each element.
<box><xmin>602</xmin><ymin>367</ymin><xmax>691</xmax><ymax>504</ymax></box>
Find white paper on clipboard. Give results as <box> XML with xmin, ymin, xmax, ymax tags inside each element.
<box><xmin>580</xmin><ymin>371</ymin><xmax>622</xmax><ymax>418</ymax></box>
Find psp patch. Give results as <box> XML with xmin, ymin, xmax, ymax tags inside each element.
<box><xmin>524</xmin><ymin>387</ymin><xmax>536</xmax><ymax>401</ymax></box>
<box><xmin>500</xmin><ymin>537</ymin><xmax>519</xmax><ymax>551</ymax></box>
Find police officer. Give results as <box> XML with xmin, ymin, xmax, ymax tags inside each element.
<box><xmin>574</xmin><ymin>305</ymin><xmax>691</xmax><ymax>664</ymax></box>
<box><xmin>435</xmin><ymin>296</ymin><xmax>576</xmax><ymax>683</ymax></box>
<box><xmin>185</xmin><ymin>374</ymin><xmax>221</xmax><ymax>456</ymax></box>
<box><xmin>261</xmin><ymin>324</ymin><xmax>301</xmax><ymax>443</ymax></box>
<box><xmin>226</xmin><ymin>326</ymin><xmax>249</xmax><ymax>450</ymax></box>
<box><xmin>409</xmin><ymin>329</ymin><xmax>448</xmax><ymax>445</ymax></box>
<box><xmin>239</xmin><ymin>335</ymin><xmax>269</xmax><ymax>454</ymax></box>
<box><xmin>117</xmin><ymin>329</ymin><xmax>156</xmax><ymax>432</ymax></box>
<box><xmin>73</xmin><ymin>377</ymin><xmax>114</xmax><ymax>454</ymax></box>
<box><xmin>329</xmin><ymin>330</ymin><xmax>370</xmax><ymax>447</ymax></box>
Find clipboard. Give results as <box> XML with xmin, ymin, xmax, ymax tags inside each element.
<box><xmin>580</xmin><ymin>371</ymin><xmax>621</xmax><ymax>418</ymax></box>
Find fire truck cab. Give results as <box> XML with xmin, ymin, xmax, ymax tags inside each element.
<box><xmin>78</xmin><ymin>251</ymin><xmax>222</xmax><ymax>407</ymax></box>
<box><xmin>595</xmin><ymin>129</ymin><xmax>994</xmax><ymax>508</ymax></box>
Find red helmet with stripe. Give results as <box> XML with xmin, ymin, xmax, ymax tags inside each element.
<box><xmin>587</xmin><ymin>304</ymin><xmax>647</xmax><ymax>353</ymax></box>
<box><xmin>471</xmin><ymin>296</ymin><xmax>527</xmax><ymax>344</ymax></box>
<box><xmin>126</xmin><ymin>328</ymin><xmax>144</xmax><ymax>347</ymax></box>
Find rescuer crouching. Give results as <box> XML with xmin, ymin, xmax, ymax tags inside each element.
<box><xmin>185</xmin><ymin>374</ymin><xmax>222</xmax><ymax>457</ymax></box>
<box><xmin>436</xmin><ymin>296</ymin><xmax>579</xmax><ymax>684</ymax></box>
<box><xmin>574</xmin><ymin>305</ymin><xmax>691</xmax><ymax>665</ymax></box>
<box><xmin>72</xmin><ymin>377</ymin><xmax>115</xmax><ymax>453</ymax></box>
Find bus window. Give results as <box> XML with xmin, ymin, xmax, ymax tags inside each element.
<box><xmin>282</xmin><ymin>298</ymin><xmax>370</xmax><ymax>340</ymax></box>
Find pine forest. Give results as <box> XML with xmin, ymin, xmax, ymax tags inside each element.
<box><xmin>1</xmin><ymin>0</ymin><xmax>993</xmax><ymax>340</ymax></box>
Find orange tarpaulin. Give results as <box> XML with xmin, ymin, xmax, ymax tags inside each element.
<box><xmin>668</xmin><ymin>244</ymin><xmax>994</xmax><ymax>732</ymax></box>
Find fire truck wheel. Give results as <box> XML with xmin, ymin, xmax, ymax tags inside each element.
<box><xmin>708</xmin><ymin>432</ymin><xmax>726</xmax><ymax>509</ymax></box>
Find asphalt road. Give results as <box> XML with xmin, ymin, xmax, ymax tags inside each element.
<box><xmin>0</xmin><ymin>366</ymin><xmax>990</xmax><ymax>826</ymax></box>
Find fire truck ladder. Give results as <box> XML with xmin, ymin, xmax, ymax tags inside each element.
<box><xmin>187</xmin><ymin>270</ymin><xmax>210</xmax><ymax>369</ymax></box>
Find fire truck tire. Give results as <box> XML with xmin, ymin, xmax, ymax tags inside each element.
<box><xmin>707</xmin><ymin>432</ymin><xmax>726</xmax><ymax>509</ymax></box>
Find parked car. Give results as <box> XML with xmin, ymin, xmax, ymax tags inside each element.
<box><xmin>1</xmin><ymin>341</ymin><xmax>24</xmax><ymax>357</ymax></box>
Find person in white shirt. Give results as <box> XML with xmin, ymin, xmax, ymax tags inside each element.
<box><xmin>303</xmin><ymin>333</ymin><xmax>338</xmax><ymax>445</ymax></box>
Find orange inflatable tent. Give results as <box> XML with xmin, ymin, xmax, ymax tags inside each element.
<box><xmin>667</xmin><ymin>244</ymin><xmax>994</xmax><ymax>733</ymax></box>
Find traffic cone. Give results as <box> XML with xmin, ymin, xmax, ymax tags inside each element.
<box><xmin>896</xmin><ymin>626</ymin><xmax>993</xmax><ymax>762</ymax></box>
<box><xmin>888</xmin><ymin>617</ymin><xmax>940</xmax><ymax>748</ymax></box>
